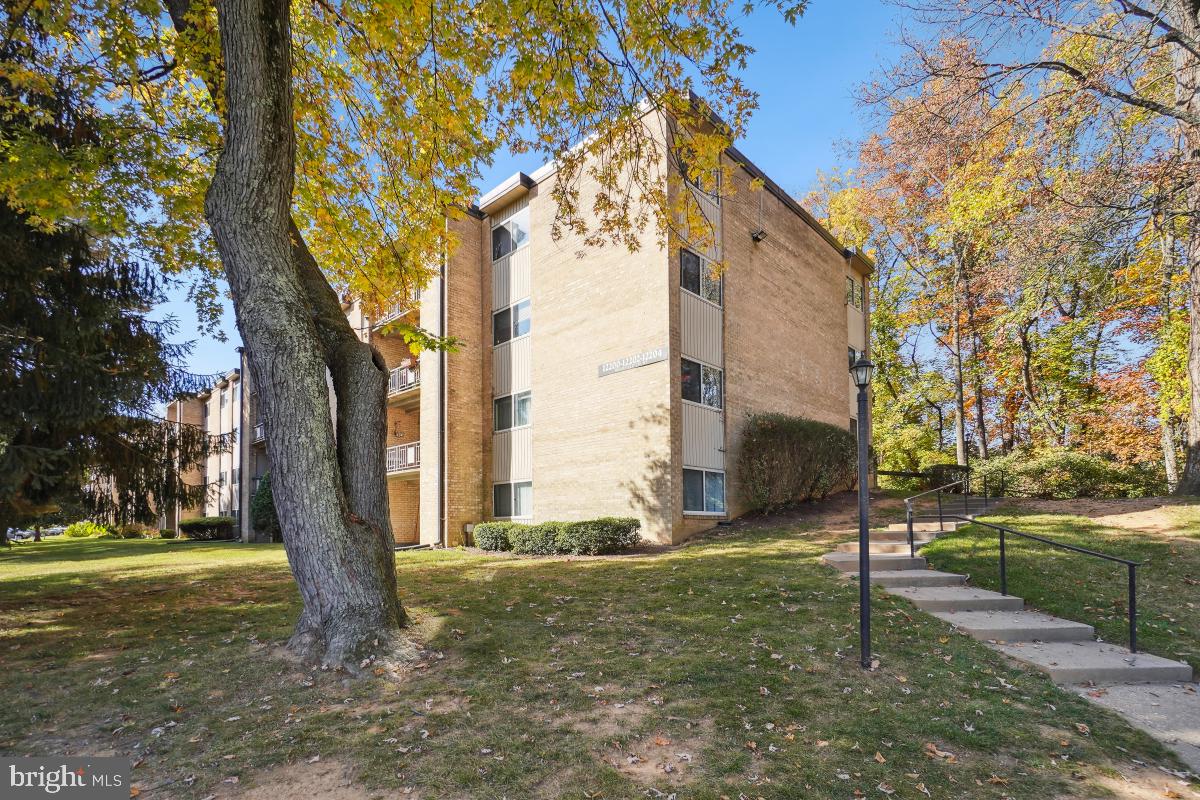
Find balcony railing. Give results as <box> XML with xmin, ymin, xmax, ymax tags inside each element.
<box><xmin>388</xmin><ymin>365</ymin><xmax>420</xmax><ymax>395</ymax></box>
<box><xmin>386</xmin><ymin>442</ymin><xmax>420</xmax><ymax>474</ymax></box>
<box><xmin>372</xmin><ymin>289</ymin><xmax>423</xmax><ymax>328</ymax></box>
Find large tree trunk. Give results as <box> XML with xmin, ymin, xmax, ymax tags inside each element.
<box><xmin>1173</xmin><ymin>0</ymin><xmax>1200</xmax><ymax>494</ymax></box>
<box><xmin>206</xmin><ymin>0</ymin><xmax>406</xmax><ymax>669</ymax></box>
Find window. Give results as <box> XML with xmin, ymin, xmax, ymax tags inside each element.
<box><xmin>492</xmin><ymin>299</ymin><xmax>531</xmax><ymax>345</ymax></box>
<box><xmin>232</xmin><ymin>468</ymin><xmax>239</xmax><ymax>485</ymax></box>
<box><xmin>491</xmin><ymin>206</ymin><xmax>530</xmax><ymax>261</ymax></box>
<box><xmin>493</xmin><ymin>481</ymin><xmax>533</xmax><ymax>518</ymax></box>
<box><xmin>220</xmin><ymin>391</ymin><xmax>228</xmax><ymax>409</ymax></box>
<box><xmin>680</xmin><ymin>248</ymin><xmax>722</xmax><ymax>305</ymax></box>
<box><xmin>680</xmin><ymin>157</ymin><xmax>721</xmax><ymax>202</ymax></box>
<box><xmin>683</xmin><ymin>468</ymin><xmax>726</xmax><ymax>514</ymax></box>
<box><xmin>848</xmin><ymin>346</ymin><xmax>860</xmax><ymax>370</ymax></box>
<box><xmin>846</xmin><ymin>276</ymin><xmax>865</xmax><ymax>311</ymax></box>
<box><xmin>681</xmin><ymin>358</ymin><xmax>722</xmax><ymax>409</ymax></box>
<box><xmin>494</xmin><ymin>391</ymin><xmax>532</xmax><ymax>431</ymax></box>
<box><xmin>219</xmin><ymin>471</ymin><xmax>227</xmax><ymax>487</ymax></box>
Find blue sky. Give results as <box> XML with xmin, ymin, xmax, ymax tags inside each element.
<box><xmin>164</xmin><ymin>0</ymin><xmax>903</xmax><ymax>377</ymax></box>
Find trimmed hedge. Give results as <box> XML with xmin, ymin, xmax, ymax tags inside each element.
<box><xmin>472</xmin><ymin>517</ymin><xmax>641</xmax><ymax>556</ymax></box>
<box><xmin>974</xmin><ymin>450</ymin><xmax>1166</xmax><ymax>499</ymax></box>
<box><xmin>557</xmin><ymin>517</ymin><xmax>641</xmax><ymax>555</ymax></box>
<box><xmin>737</xmin><ymin>412</ymin><xmax>857</xmax><ymax>513</ymax></box>
<box><xmin>158</xmin><ymin>528</ymin><xmax>178</xmax><ymax>539</ymax></box>
<box><xmin>179</xmin><ymin>516</ymin><xmax>236</xmax><ymax>541</ymax></box>
<box><xmin>472</xmin><ymin>521</ymin><xmax>520</xmax><ymax>551</ymax></box>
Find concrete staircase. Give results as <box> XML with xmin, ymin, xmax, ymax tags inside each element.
<box><xmin>822</xmin><ymin>511</ymin><xmax>1194</xmax><ymax>685</ymax></box>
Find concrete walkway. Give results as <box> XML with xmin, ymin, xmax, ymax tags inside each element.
<box><xmin>822</xmin><ymin>509</ymin><xmax>1197</xmax><ymax>772</ymax></box>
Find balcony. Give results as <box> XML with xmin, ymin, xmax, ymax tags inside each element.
<box><xmin>388</xmin><ymin>365</ymin><xmax>421</xmax><ymax>410</ymax></box>
<box><xmin>372</xmin><ymin>289</ymin><xmax>422</xmax><ymax>328</ymax></box>
<box><xmin>386</xmin><ymin>442</ymin><xmax>420</xmax><ymax>476</ymax></box>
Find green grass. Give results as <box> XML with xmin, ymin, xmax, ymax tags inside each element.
<box><xmin>1</xmin><ymin>529</ymin><xmax>1195</xmax><ymax>799</ymax></box>
<box><xmin>921</xmin><ymin>503</ymin><xmax>1200</xmax><ymax>672</ymax></box>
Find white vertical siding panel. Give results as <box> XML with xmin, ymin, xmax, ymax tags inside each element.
<box><xmin>510</xmin><ymin>247</ymin><xmax>532</xmax><ymax>302</ymax></box>
<box><xmin>680</xmin><ymin>291</ymin><xmax>723</xmax><ymax>365</ymax></box>
<box><xmin>682</xmin><ymin>403</ymin><xmax>725</xmax><ymax>470</ymax></box>
<box><xmin>510</xmin><ymin>336</ymin><xmax>532</xmax><ymax>392</ymax></box>
<box><xmin>493</xmin><ymin>430</ymin><xmax>512</xmax><ymax>482</ymax></box>
<box><xmin>509</xmin><ymin>427</ymin><xmax>533</xmax><ymax>481</ymax></box>
<box><xmin>492</xmin><ymin>255</ymin><xmax>511</xmax><ymax>310</ymax></box>
<box><xmin>493</xmin><ymin>341</ymin><xmax>512</xmax><ymax>396</ymax></box>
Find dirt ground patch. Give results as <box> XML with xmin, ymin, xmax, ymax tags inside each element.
<box><xmin>599</xmin><ymin>719</ymin><xmax>713</xmax><ymax>788</ymax></box>
<box><xmin>198</xmin><ymin>759</ymin><xmax>398</xmax><ymax>800</ymax></box>
<box><xmin>1008</xmin><ymin>497</ymin><xmax>1198</xmax><ymax>536</ymax></box>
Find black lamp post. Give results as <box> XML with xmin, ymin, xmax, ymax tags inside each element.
<box><xmin>851</xmin><ymin>356</ymin><xmax>875</xmax><ymax>669</ymax></box>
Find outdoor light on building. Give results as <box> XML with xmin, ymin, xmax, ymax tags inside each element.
<box><xmin>851</xmin><ymin>356</ymin><xmax>874</xmax><ymax>669</ymax></box>
<box><xmin>851</xmin><ymin>357</ymin><xmax>874</xmax><ymax>390</ymax></box>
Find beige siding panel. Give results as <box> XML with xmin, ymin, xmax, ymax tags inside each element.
<box><xmin>510</xmin><ymin>247</ymin><xmax>532</xmax><ymax>303</ymax></box>
<box><xmin>490</xmin><ymin>195</ymin><xmax>528</xmax><ymax>227</ymax></box>
<box><xmin>847</xmin><ymin>305</ymin><xmax>866</xmax><ymax>351</ymax></box>
<box><xmin>682</xmin><ymin>402</ymin><xmax>724</xmax><ymax>470</ymax></box>
<box><xmin>492</xmin><ymin>427</ymin><xmax>533</xmax><ymax>483</ymax></box>
<box><xmin>492</xmin><ymin>341</ymin><xmax>512</xmax><ymax>396</ymax></box>
<box><xmin>492</xmin><ymin>255</ymin><xmax>511</xmax><ymax>310</ymax></box>
<box><xmin>493</xmin><ymin>337</ymin><xmax>531</xmax><ymax>397</ymax></box>
<box><xmin>680</xmin><ymin>290</ymin><xmax>723</xmax><ymax>365</ymax></box>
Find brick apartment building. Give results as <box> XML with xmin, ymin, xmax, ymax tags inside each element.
<box><xmin>166</xmin><ymin>126</ymin><xmax>871</xmax><ymax>545</ymax></box>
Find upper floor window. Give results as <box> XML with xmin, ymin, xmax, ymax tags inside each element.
<box><xmin>220</xmin><ymin>391</ymin><xmax>228</xmax><ymax>409</ymax></box>
<box><xmin>492</xmin><ymin>206</ymin><xmax>530</xmax><ymax>261</ymax></box>
<box><xmin>680</xmin><ymin>248</ymin><xmax>722</xmax><ymax>306</ymax></box>
<box><xmin>494</xmin><ymin>390</ymin><xmax>531</xmax><ymax>432</ymax></box>
<box><xmin>681</xmin><ymin>358</ymin><xmax>722</xmax><ymax>409</ymax></box>
<box><xmin>680</xmin><ymin>156</ymin><xmax>721</xmax><ymax>204</ymax></box>
<box><xmin>848</xmin><ymin>346</ymin><xmax>861</xmax><ymax>370</ymax></box>
<box><xmin>493</xmin><ymin>299</ymin><xmax>531</xmax><ymax>345</ymax></box>
<box><xmin>846</xmin><ymin>276</ymin><xmax>865</xmax><ymax>311</ymax></box>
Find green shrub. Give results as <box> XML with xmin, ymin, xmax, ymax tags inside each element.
<box><xmin>158</xmin><ymin>528</ymin><xmax>178</xmax><ymax>539</ymax></box>
<box><xmin>471</xmin><ymin>521</ymin><xmax>519</xmax><ymax>551</ymax></box>
<box><xmin>508</xmin><ymin>522</ymin><xmax>564</xmax><ymax>555</ymax></box>
<box><xmin>250</xmin><ymin>472</ymin><xmax>281</xmax><ymax>542</ymax></box>
<box><xmin>115</xmin><ymin>524</ymin><xmax>145</xmax><ymax>539</ymax></box>
<box><xmin>974</xmin><ymin>450</ymin><xmax>1166</xmax><ymax>499</ymax></box>
<box><xmin>556</xmin><ymin>517</ymin><xmax>641</xmax><ymax>555</ymax></box>
<box><xmin>64</xmin><ymin>521</ymin><xmax>106</xmax><ymax>538</ymax></box>
<box><xmin>737</xmin><ymin>413</ymin><xmax>857</xmax><ymax>513</ymax></box>
<box><xmin>472</xmin><ymin>517</ymin><xmax>642</xmax><ymax>555</ymax></box>
<box><xmin>179</xmin><ymin>516</ymin><xmax>236</xmax><ymax>541</ymax></box>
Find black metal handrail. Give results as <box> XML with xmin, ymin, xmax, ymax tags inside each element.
<box><xmin>933</xmin><ymin>514</ymin><xmax>1142</xmax><ymax>653</ymax></box>
<box><xmin>902</xmin><ymin>475</ymin><xmax>993</xmax><ymax>556</ymax></box>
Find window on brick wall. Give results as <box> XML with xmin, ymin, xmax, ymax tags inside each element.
<box><xmin>493</xmin><ymin>391</ymin><xmax>531</xmax><ymax>432</ymax></box>
<box><xmin>846</xmin><ymin>276</ymin><xmax>865</xmax><ymax>310</ymax></box>
<box><xmin>681</xmin><ymin>358</ymin><xmax>722</xmax><ymax>409</ymax></box>
<box><xmin>491</xmin><ymin>206</ymin><xmax>530</xmax><ymax>261</ymax></box>
<box><xmin>848</xmin><ymin>346</ymin><xmax>860</xmax><ymax>370</ymax></box>
<box><xmin>493</xmin><ymin>299</ymin><xmax>531</xmax><ymax>345</ymax></box>
<box><xmin>683</xmin><ymin>468</ymin><xmax>725</xmax><ymax>514</ymax></box>
<box><xmin>493</xmin><ymin>481</ymin><xmax>532</xmax><ymax>518</ymax></box>
<box><xmin>680</xmin><ymin>247</ymin><xmax>722</xmax><ymax>305</ymax></box>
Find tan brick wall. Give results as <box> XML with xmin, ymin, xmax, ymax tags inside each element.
<box><xmin>421</xmin><ymin>213</ymin><xmax>486</xmax><ymax>546</ymax></box>
<box><xmin>720</xmin><ymin>156</ymin><xmax>859</xmax><ymax>520</ymax></box>
<box><xmin>375</xmin><ymin>335</ymin><xmax>417</xmax><ymax>370</ymax></box>
<box><xmin>528</xmin><ymin>142</ymin><xmax>676</xmax><ymax>543</ymax></box>
<box><xmin>388</xmin><ymin>478</ymin><xmax>420</xmax><ymax>544</ymax></box>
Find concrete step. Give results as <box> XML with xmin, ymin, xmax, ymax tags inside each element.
<box><xmin>889</xmin><ymin>586</ymin><xmax>1025</xmax><ymax>612</ymax></box>
<box><xmin>885</xmin><ymin>520</ymin><xmax>969</xmax><ymax>533</ymax></box>
<box><xmin>822</xmin><ymin>552</ymin><xmax>927</xmax><ymax>572</ymax></box>
<box><xmin>993</xmin><ymin>640</ymin><xmax>1194</xmax><ymax>684</ymax></box>
<box><xmin>871</xmin><ymin>529</ymin><xmax>933</xmax><ymax>543</ymax></box>
<box><xmin>929</xmin><ymin>609</ymin><xmax>1094</xmax><ymax>643</ymax></box>
<box><xmin>836</xmin><ymin>539</ymin><xmax>934</xmax><ymax>554</ymax></box>
<box><xmin>847</xmin><ymin>570</ymin><xmax>968</xmax><ymax>588</ymax></box>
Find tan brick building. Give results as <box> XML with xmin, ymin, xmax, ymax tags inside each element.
<box><xmin>171</xmin><ymin>126</ymin><xmax>871</xmax><ymax>546</ymax></box>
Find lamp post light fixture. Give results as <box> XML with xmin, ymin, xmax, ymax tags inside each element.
<box><xmin>851</xmin><ymin>356</ymin><xmax>875</xmax><ymax>668</ymax></box>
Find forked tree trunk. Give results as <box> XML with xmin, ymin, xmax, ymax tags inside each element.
<box><xmin>205</xmin><ymin>0</ymin><xmax>405</xmax><ymax>668</ymax></box>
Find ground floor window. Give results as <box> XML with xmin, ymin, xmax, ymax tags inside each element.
<box><xmin>683</xmin><ymin>468</ymin><xmax>725</xmax><ymax>514</ymax></box>
<box><xmin>493</xmin><ymin>481</ymin><xmax>532</xmax><ymax>518</ymax></box>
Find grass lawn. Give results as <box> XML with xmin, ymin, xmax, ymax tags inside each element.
<box><xmin>1</xmin><ymin>523</ymin><xmax>1196</xmax><ymax>799</ymax></box>
<box><xmin>921</xmin><ymin>500</ymin><xmax>1200</xmax><ymax>673</ymax></box>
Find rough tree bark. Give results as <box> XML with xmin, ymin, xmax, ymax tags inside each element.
<box><xmin>199</xmin><ymin>0</ymin><xmax>406</xmax><ymax>669</ymax></box>
<box><xmin>1172</xmin><ymin>0</ymin><xmax>1200</xmax><ymax>494</ymax></box>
